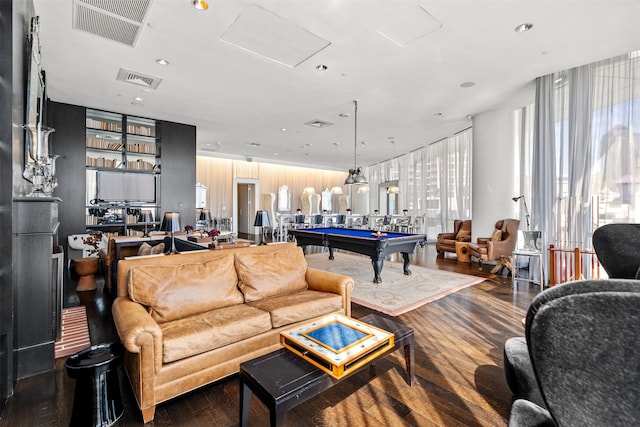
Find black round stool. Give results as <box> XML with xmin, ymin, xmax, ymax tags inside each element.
<box><xmin>65</xmin><ymin>342</ymin><xmax>125</xmax><ymax>427</ymax></box>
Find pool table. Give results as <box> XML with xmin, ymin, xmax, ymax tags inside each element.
<box><xmin>288</xmin><ymin>227</ymin><xmax>427</xmax><ymax>283</ymax></box>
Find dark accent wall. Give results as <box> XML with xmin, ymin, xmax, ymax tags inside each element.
<box><xmin>48</xmin><ymin>102</ymin><xmax>88</xmax><ymax>248</ymax></box>
<box><xmin>158</xmin><ymin>121</ymin><xmax>196</xmax><ymax>225</ymax></box>
<box><xmin>0</xmin><ymin>0</ymin><xmax>15</xmax><ymax>410</ymax></box>
<box><xmin>2</xmin><ymin>0</ymin><xmax>35</xmax><ymax>410</ymax></box>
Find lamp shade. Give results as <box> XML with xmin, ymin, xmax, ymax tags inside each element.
<box><xmin>141</xmin><ymin>209</ymin><xmax>154</xmax><ymax>223</ymax></box>
<box><xmin>199</xmin><ymin>209</ymin><xmax>211</xmax><ymax>221</ymax></box>
<box><xmin>160</xmin><ymin>212</ymin><xmax>181</xmax><ymax>232</ymax></box>
<box><xmin>253</xmin><ymin>210</ymin><xmax>271</xmax><ymax>227</ymax></box>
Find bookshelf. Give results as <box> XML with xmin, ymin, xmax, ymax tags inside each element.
<box><xmin>85</xmin><ymin>109</ymin><xmax>161</xmax><ymax>235</ymax></box>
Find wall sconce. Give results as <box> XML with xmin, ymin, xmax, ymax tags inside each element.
<box><xmin>253</xmin><ymin>210</ymin><xmax>271</xmax><ymax>245</ymax></box>
<box><xmin>160</xmin><ymin>212</ymin><xmax>182</xmax><ymax>254</ymax></box>
<box><xmin>387</xmin><ymin>186</ymin><xmax>400</xmax><ymax>195</ymax></box>
<box><xmin>141</xmin><ymin>209</ymin><xmax>154</xmax><ymax>237</ymax></box>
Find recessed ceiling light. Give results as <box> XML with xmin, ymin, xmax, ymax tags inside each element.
<box><xmin>280</xmin><ymin>128</ymin><xmax>287</xmax><ymax>132</ymax></box>
<box><xmin>460</xmin><ymin>81</ymin><xmax>475</xmax><ymax>88</ymax></box>
<box><xmin>192</xmin><ymin>0</ymin><xmax>208</xmax><ymax>11</ymax></box>
<box><xmin>316</xmin><ymin>64</ymin><xmax>328</xmax><ymax>71</ymax></box>
<box><xmin>333</xmin><ymin>142</ymin><xmax>340</xmax><ymax>146</ymax></box>
<box><xmin>434</xmin><ymin>112</ymin><xmax>443</xmax><ymax>116</ymax></box>
<box><xmin>134</xmin><ymin>96</ymin><xmax>144</xmax><ymax>102</ymax></box>
<box><xmin>339</xmin><ymin>113</ymin><xmax>350</xmax><ymax>118</ymax></box>
<box><xmin>247</xmin><ymin>142</ymin><xmax>262</xmax><ymax>147</ymax></box>
<box><xmin>515</xmin><ymin>23</ymin><xmax>533</xmax><ymax>33</ymax></box>
<box><xmin>155</xmin><ymin>58</ymin><xmax>170</xmax><ymax>65</ymax></box>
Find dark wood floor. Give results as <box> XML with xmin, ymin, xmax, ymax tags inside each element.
<box><xmin>0</xmin><ymin>241</ymin><xmax>538</xmax><ymax>426</ymax></box>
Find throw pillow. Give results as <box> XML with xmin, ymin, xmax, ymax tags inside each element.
<box><xmin>235</xmin><ymin>246</ymin><xmax>308</xmax><ymax>302</ymax></box>
<box><xmin>137</xmin><ymin>242</ymin><xmax>165</xmax><ymax>256</ymax></box>
<box><xmin>128</xmin><ymin>254</ymin><xmax>243</xmax><ymax>323</ymax></box>
<box><xmin>491</xmin><ymin>229</ymin><xmax>503</xmax><ymax>242</ymax></box>
<box><xmin>137</xmin><ymin>242</ymin><xmax>152</xmax><ymax>256</ymax></box>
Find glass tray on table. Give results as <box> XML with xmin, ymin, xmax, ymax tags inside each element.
<box><xmin>280</xmin><ymin>314</ymin><xmax>394</xmax><ymax>379</ymax></box>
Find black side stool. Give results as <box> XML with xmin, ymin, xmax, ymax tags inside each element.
<box><xmin>65</xmin><ymin>342</ymin><xmax>125</xmax><ymax>427</ymax></box>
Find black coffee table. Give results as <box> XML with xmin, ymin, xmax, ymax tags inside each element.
<box><xmin>239</xmin><ymin>313</ymin><xmax>414</xmax><ymax>427</ymax></box>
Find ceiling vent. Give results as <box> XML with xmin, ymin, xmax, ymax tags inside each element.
<box><xmin>304</xmin><ymin>119</ymin><xmax>333</xmax><ymax>128</ymax></box>
<box><xmin>116</xmin><ymin>68</ymin><xmax>163</xmax><ymax>89</ymax></box>
<box><xmin>72</xmin><ymin>0</ymin><xmax>153</xmax><ymax>47</ymax></box>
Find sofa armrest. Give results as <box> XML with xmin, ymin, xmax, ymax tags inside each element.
<box><xmin>437</xmin><ymin>232</ymin><xmax>457</xmax><ymax>242</ymax></box>
<box><xmin>112</xmin><ymin>297</ymin><xmax>163</xmax><ymax>373</ymax></box>
<box><xmin>306</xmin><ymin>267</ymin><xmax>354</xmax><ymax>317</ymax></box>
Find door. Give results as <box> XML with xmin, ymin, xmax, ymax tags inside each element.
<box><xmin>237</xmin><ymin>183</ymin><xmax>254</xmax><ymax>236</ymax></box>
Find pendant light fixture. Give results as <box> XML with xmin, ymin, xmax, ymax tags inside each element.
<box><xmin>344</xmin><ymin>100</ymin><xmax>368</xmax><ymax>185</ymax></box>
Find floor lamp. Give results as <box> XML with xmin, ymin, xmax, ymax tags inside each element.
<box><xmin>160</xmin><ymin>212</ymin><xmax>181</xmax><ymax>254</ymax></box>
<box><xmin>254</xmin><ymin>210</ymin><xmax>271</xmax><ymax>245</ymax></box>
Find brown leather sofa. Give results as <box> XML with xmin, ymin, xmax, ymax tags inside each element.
<box><xmin>469</xmin><ymin>219</ymin><xmax>520</xmax><ymax>272</ymax></box>
<box><xmin>436</xmin><ymin>219</ymin><xmax>472</xmax><ymax>255</ymax></box>
<box><xmin>112</xmin><ymin>242</ymin><xmax>353</xmax><ymax>423</ymax></box>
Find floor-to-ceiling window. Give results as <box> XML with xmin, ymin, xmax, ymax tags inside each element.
<box><xmin>531</xmin><ymin>51</ymin><xmax>640</xmax><ymax>251</ymax></box>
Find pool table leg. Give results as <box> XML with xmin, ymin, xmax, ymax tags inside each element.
<box><xmin>371</xmin><ymin>258</ymin><xmax>383</xmax><ymax>283</ymax></box>
<box><xmin>402</xmin><ymin>252</ymin><xmax>412</xmax><ymax>276</ymax></box>
<box><xmin>328</xmin><ymin>246</ymin><xmax>335</xmax><ymax>260</ymax></box>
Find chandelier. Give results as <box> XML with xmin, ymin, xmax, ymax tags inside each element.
<box><xmin>344</xmin><ymin>100</ymin><xmax>368</xmax><ymax>185</ymax></box>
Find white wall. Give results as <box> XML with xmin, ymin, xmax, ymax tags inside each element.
<box><xmin>471</xmin><ymin>108</ymin><xmax>520</xmax><ymax>239</ymax></box>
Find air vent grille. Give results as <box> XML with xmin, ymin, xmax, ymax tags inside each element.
<box><xmin>73</xmin><ymin>0</ymin><xmax>153</xmax><ymax>46</ymax></box>
<box><xmin>78</xmin><ymin>0</ymin><xmax>151</xmax><ymax>23</ymax></box>
<box><xmin>304</xmin><ymin>119</ymin><xmax>333</xmax><ymax>128</ymax></box>
<box><xmin>116</xmin><ymin>68</ymin><xmax>163</xmax><ymax>89</ymax></box>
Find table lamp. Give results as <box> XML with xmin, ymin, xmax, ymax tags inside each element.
<box><xmin>160</xmin><ymin>212</ymin><xmax>181</xmax><ymax>254</ymax></box>
<box><xmin>141</xmin><ymin>209</ymin><xmax>154</xmax><ymax>237</ymax></box>
<box><xmin>254</xmin><ymin>210</ymin><xmax>271</xmax><ymax>245</ymax></box>
<box><xmin>199</xmin><ymin>208</ymin><xmax>211</xmax><ymax>231</ymax></box>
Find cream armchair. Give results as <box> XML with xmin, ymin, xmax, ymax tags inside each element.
<box><xmin>469</xmin><ymin>219</ymin><xmax>520</xmax><ymax>273</ymax></box>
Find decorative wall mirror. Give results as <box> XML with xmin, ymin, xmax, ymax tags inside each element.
<box><xmin>26</xmin><ymin>17</ymin><xmax>44</xmax><ymax>131</ymax></box>
<box><xmin>277</xmin><ymin>185</ymin><xmax>291</xmax><ymax>212</ymax></box>
<box><xmin>23</xmin><ymin>16</ymin><xmax>59</xmax><ymax>197</ymax></box>
<box><xmin>321</xmin><ymin>188</ymin><xmax>332</xmax><ymax>212</ymax></box>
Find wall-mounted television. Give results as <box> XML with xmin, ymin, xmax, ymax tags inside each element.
<box><xmin>96</xmin><ymin>170</ymin><xmax>156</xmax><ymax>204</ymax></box>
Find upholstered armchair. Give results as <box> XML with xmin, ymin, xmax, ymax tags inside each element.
<box><xmin>592</xmin><ymin>223</ymin><xmax>640</xmax><ymax>279</ymax></box>
<box><xmin>468</xmin><ymin>219</ymin><xmax>520</xmax><ymax>272</ymax></box>
<box><xmin>505</xmin><ymin>279</ymin><xmax>640</xmax><ymax>426</ymax></box>
<box><xmin>436</xmin><ymin>219</ymin><xmax>472</xmax><ymax>255</ymax></box>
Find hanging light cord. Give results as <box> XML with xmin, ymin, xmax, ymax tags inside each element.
<box><xmin>353</xmin><ymin>99</ymin><xmax>358</xmax><ymax>172</ymax></box>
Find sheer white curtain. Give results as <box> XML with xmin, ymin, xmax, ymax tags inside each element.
<box><xmin>365</xmin><ymin>128</ymin><xmax>472</xmax><ymax>238</ymax></box>
<box><xmin>424</xmin><ymin>129</ymin><xmax>472</xmax><ymax>234</ymax></box>
<box><xmin>531</xmin><ymin>51</ymin><xmax>640</xmax><ymax>251</ymax></box>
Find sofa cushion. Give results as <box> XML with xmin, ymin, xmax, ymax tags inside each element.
<box><xmin>492</xmin><ymin>229</ymin><xmax>503</xmax><ymax>242</ymax></box>
<box><xmin>128</xmin><ymin>254</ymin><xmax>243</xmax><ymax>323</ymax></box>
<box><xmin>159</xmin><ymin>304</ymin><xmax>272</xmax><ymax>363</ymax></box>
<box><xmin>235</xmin><ymin>246</ymin><xmax>308</xmax><ymax>302</ymax></box>
<box><xmin>248</xmin><ymin>289</ymin><xmax>343</xmax><ymax>328</ymax></box>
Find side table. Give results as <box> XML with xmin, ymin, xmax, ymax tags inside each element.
<box><xmin>455</xmin><ymin>241</ymin><xmax>470</xmax><ymax>263</ymax></box>
<box><xmin>65</xmin><ymin>342</ymin><xmax>124</xmax><ymax>427</ymax></box>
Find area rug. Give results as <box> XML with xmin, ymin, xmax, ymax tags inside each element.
<box><xmin>55</xmin><ymin>306</ymin><xmax>91</xmax><ymax>358</ymax></box>
<box><xmin>305</xmin><ymin>252</ymin><xmax>484</xmax><ymax>316</ymax></box>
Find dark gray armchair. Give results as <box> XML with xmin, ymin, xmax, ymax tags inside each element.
<box><xmin>592</xmin><ymin>223</ymin><xmax>640</xmax><ymax>279</ymax></box>
<box><xmin>505</xmin><ymin>279</ymin><xmax>640</xmax><ymax>426</ymax></box>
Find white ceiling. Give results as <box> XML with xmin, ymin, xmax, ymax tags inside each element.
<box><xmin>34</xmin><ymin>0</ymin><xmax>640</xmax><ymax>171</ymax></box>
